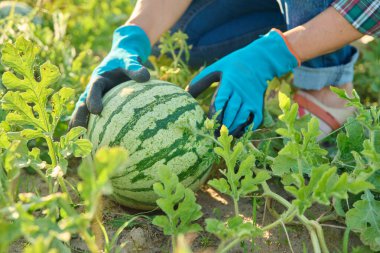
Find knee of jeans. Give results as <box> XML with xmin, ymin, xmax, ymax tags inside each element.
<box><xmin>170</xmin><ymin>0</ymin><xmax>215</xmax><ymax>45</ymax></box>
<box><xmin>281</xmin><ymin>0</ymin><xmax>335</xmax><ymax>29</ymax></box>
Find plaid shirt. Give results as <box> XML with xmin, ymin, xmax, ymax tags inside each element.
<box><xmin>332</xmin><ymin>0</ymin><xmax>380</xmax><ymax>37</ymax></box>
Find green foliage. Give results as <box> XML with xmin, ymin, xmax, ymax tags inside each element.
<box><xmin>332</xmin><ymin>87</ymin><xmax>380</xmax><ymax>189</ymax></box>
<box><xmin>273</xmin><ymin>92</ymin><xmax>327</xmax><ymax>176</ymax></box>
<box><xmin>0</xmin><ymin>36</ymin><xmax>92</xmax><ymax>201</ymax></box>
<box><xmin>346</xmin><ymin>191</ymin><xmax>380</xmax><ymax>251</ymax></box>
<box><xmin>206</xmin><ymin>216</ymin><xmax>262</xmax><ymax>246</ymax></box>
<box><xmin>0</xmin><ymin>35</ymin><xmax>121</xmax><ymax>252</ymax></box>
<box><xmin>355</xmin><ymin>40</ymin><xmax>380</xmax><ymax>103</ymax></box>
<box><xmin>152</xmin><ymin>166</ymin><xmax>203</xmax><ymax>248</ymax></box>
<box><xmin>1</xmin><ymin>36</ymin><xmax>91</xmax><ymax>157</ymax></box>
<box><xmin>272</xmin><ymin>92</ymin><xmax>375</xmax><ymax>218</ymax></box>
<box><xmin>150</xmin><ymin>31</ymin><xmax>194</xmax><ymax>87</ymax></box>
<box><xmin>336</xmin><ymin>118</ymin><xmax>365</xmax><ymax>164</ymax></box>
<box><xmin>78</xmin><ymin>147</ymin><xmax>129</xmax><ymax>215</ymax></box>
<box><xmin>285</xmin><ymin>164</ymin><xmax>371</xmax><ymax>214</ymax></box>
<box><xmin>0</xmin><ymin>146</ymin><xmax>128</xmax><ymax>253</ymax></box>
<box><xmin>209</xmin><ymin>125</ymin><xmax>270</xmax><ymax>215</ymax></box>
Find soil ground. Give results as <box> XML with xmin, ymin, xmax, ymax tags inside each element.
<box><xmin>11</xmin><ymin>164</ymin><xmax>364</xmax><ymax>253</ymax></box>
<box><xmin>73</xmin><ymin>181</ymin><xmax>363</xmax><ymax>253</ymax></box>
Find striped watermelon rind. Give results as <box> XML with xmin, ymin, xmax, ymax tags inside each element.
<box><xmin>88</xmin><ymin>80</ymin><xmax>214</xmax><ymax>210</ymax></box>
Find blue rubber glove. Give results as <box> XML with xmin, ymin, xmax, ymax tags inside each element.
<box><xmin>186</xmin><ymin>29</ymin><xmax>300</xmax><ymax>136</ymax></box>
<box><xmin>69</xmin><ymin>25</ymin><xmax>151</xmax><ymax>129</ymax></box>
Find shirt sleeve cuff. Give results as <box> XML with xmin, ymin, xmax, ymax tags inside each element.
<box><xmin>331</xmin><ymin>0</ymin><xmax>380</xmax><ymax>37</ymax></box>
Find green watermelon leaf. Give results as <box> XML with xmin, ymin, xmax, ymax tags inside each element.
<box><xmin>153</xmin><ymin>166</ymin><xmax>203</xmax><ymax>239</ymax></box>
<box><xmin>0</xmin><ymin>36</ymin><xmax>91</xmax><ymax>196</ymax></box>
<box><xmin>59</xmin><ymin>126</ymin><xmax>92</xmax><ymax>158</ymax></box>
<box><xmin>209</xmin><ymin>125</ymin><xmax>270</xmax><ymax>215</ymax></box>
<box><xmin>205</xmin><ymin>216</ymin><xmax>262</xmax><ymax>244</ymax></box>
<box><xmin>346</xmin><ymin>191</ymin><xmax>380</xmax><ymax>251</ymax></box>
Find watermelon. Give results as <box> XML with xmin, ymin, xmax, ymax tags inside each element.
<box><xmin>88</xmin><ymin>80</ymin><xmax>214</xmax><ymax>210</ymax></box>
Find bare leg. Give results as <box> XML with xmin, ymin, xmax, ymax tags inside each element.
<box><xmin>301</xmin><ymin>82</ymin><xmax>353</xmax><ymax>108</ymax></box>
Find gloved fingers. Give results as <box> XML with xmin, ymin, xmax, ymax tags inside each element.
<box><xmin>230</xmin><ymin>111</ymin><xmax>254</xmax><ymax>138</ymax></box>
<box><xmin>86</xmin><ymin>68</ymin><xmax>131</xmax><ymax>114</ymax></box>
<box><xmin>221</xmin><ymin>93</ymin><xmax>242</xmax><ymax>131</ymax></box>
<box><xmin>97</xmin><ymin>53</ymin><xmax>150</xmax><ymax>83</ymax></box>
<box><xmin>213</xmin><ymin>82</ymin><xmax>233</xmax><ymax>115</ymax></box>
<box><xmin>122</xmin><ymin>56</ymin><xmax>150</xmax><ymax>82</ymax></box>
<box><xmin>208</xmin><ymin>83</ymin><xmax>233</xmax><ymax>120</ymax></box>
<box><xmin>101</xmin><ymin>68</ymin><xmax>132</xmax><ymax>84</ymax></box>
<box><xmin>68</xmin><ymin>102</ymin><xmax>90</xmax><ymax>130</ymax></box>
<box><xmin>186</xmin><ymin>66</ymin><xmax>221</xmax><ymax>98</ymax></box>
<box><xmin>87</xmin><ymin>63</ymin><xmax>149</xmax><ymax>115</ymax></box>
<box><xmin>122</xmin><ymin>65</ymin><xmax>150</xmax><ymax>83</ymax></box>
<box><xmin>86</xmin><ymin>75</ymin><xmax>112</xmax><ymax>114</ymax></box>
<box><xmin>229</xmin><ymin>105</ymin><xmax>254</xmax><ymax>137</ymax></box>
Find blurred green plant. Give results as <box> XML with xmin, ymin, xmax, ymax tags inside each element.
<box><xmin>150</xmin><ymin>31</ymin><xmax>193</xmax><ymax>86</ymax></box>
<box><xmin>354</xmin><ymin>40</ymin><xmax>380</xmax><ymax>103</ymax></box>
<box><xmin>0</xmin><ymin>144</ymin><xmax>129</xmax><ymax>253</ymax></box>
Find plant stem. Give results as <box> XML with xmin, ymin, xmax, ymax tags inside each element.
<box><xmin>172</xmin><ymin>235</ymin><xmax>177</xmax><ymax>251</ymax></box>
<box><xmin>228</xmin><ymin>178</ymin><xmax>239</xmax><ymax>216</ymax></box>
<box><xmin>252</xmin><ymin>198</ymin><xmax>257</xmax><ymax>253</ymax></box>
<box><xmin>280</xmin><ymin>220</ymin><xmax>295</xmax><ymax>253</ymax></box>
<box><xmin>218</xmin><ymin>238</ymin><xmax>242</xmax><ymax>253</ymax></box>
<box><xmin>48</xmin><ymin>177</ymin><xmax>53</xmax><ymax>194</ymax></box>
<box><xmin>297</xmin><ymin>215</ymin><xmax>325</xmax><ymax>253</ymax></box>
<box><xmin>233</xmin><ymin>199</ymin><xmax>239</xmax><ymax>217</ymax></box>
<box><xmin>310</xmin><ymin>220</ymin><xmax>329</xmax><ymax>253</ymax></box>
<box><xmin>32</xmin><ymin>166</ymin><xmax>48</xmax><ymax>183</ymax></box>
<box><xmin>306</xmin><ymin>223</ymin><xmax>321</xmax><ymax>253</ymax></box>
<box><xmin>261</xmin><ymin>182</ymin><xmax>290</xmax><ymax>208</ymax></box>
<box><xmin>320</xmin><ymin>224</ymin><xmax>346</xmax><ymax>230</ymax></box>
<box><xmin>261</xmin><ymin>182</ymin><xmax>324</xmax><ymax>253</ymax></box>
<box><xmin>91</xmin><ymin>196</ymin><xmax>105</xmax><ymax>251</ymax></box>
<box><xmin>247</xmin><ymin>142</ymin><xmax>275</xmax><ymax>163</ymax></box>
<box><xmin>342</xmin><ymin>228</ymin><xmax>350</xmax><ymax>253</ymax></box>
<box><xmin>45</xmin><ymin>136</ymin><xmax>57</xmax><ymax>167</ymax></box>
<box><xmin>262</xmin><ymin>207</ymin><xmax>297</xmax><ymax>231</ymax></box>
<box><xmin>96</xmin><ymin>217</ymin><xmax>109</xmax><ymax>253</ymax></box>
<box><xmin>297</xmin><ymin>155</ymin><xmax>303</xmax><ymax>177</ymax></box>
<box><xmin>57</xmin><ymin>175</ymin><xmax>73</xmax><ymax>204</ymax></box>
<box><xmin>31</xmin><ymin>84</ymin><xmax>59</xmax><ymax>168</ymax></box>
<box><xmin>317</xmin><ymin>213</ymin><xmax>338</xmax><ymax>223</ymax></box>
<box><xmin>80</xmin><ymin>229</ymin><xmax>100</xmax><ymax>253</ymax></box>
<box><xmin>196</xmin><ymin>132</ymin><xmax>222</xmax><ymax>146</ymax></box>
<box><xmin>109</xmin><ymin>217</ymin><xmax>139</xmax><ymax>251</ymax></box>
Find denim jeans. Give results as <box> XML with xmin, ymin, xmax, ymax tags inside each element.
<box><xmin>166</xmin><ymin>0</ymin><xmax>359</xmax><ymax>90</ymax></box>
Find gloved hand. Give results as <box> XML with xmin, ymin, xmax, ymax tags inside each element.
<box><xmin>69</xmin><ymin>25</ymin><xmax>151</xmax><ymax>129</ymax></box>
<box><xmin>186</xmin><ymin>29</ymin><xmax>300</xmax><ymax>136</ymax></box>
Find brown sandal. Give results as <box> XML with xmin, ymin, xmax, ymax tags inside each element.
<box><xmin>293</xmin><ymin>90</ymin><xmax>356</xmax><ymax>138</ymax></box>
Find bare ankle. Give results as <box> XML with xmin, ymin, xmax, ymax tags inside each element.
<box><xmin>301</xmin><ymin>82</ymin><xmax>353</xmax><ymax>108</ymax></box>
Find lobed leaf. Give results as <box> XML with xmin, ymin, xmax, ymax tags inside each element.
<box><xmin>346</xmin><ymin>191</ymin><xmax>380</xmax><ymax>251</ymax></box>
<box><xmin>1</xmin><ymin>37</ymin><xmax>39</xmax><ymax>81</ymax></box>
<box><xmin>153</xmin><ymin>166</ymin><xmax>203</xmax><ymax>236</ymax></box>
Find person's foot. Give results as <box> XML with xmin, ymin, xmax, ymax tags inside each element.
<box><xmin>294</xmin><ymin>83</ymin><xmax>356</xmax><ymax>139</ymax></box>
